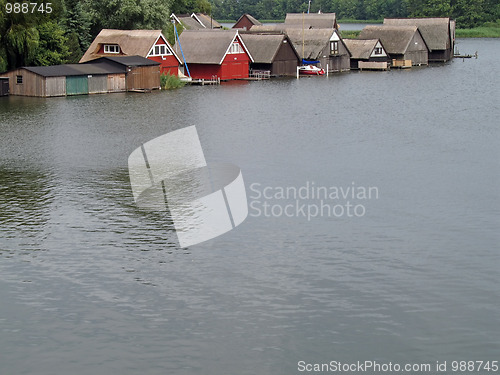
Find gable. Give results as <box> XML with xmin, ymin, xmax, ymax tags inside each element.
<box><xmin>370</xmin><ymin>41</ymin><xmax>387</xmax><ymax>57</ymax></box>
<box><xmin>406</xmin><ymin>29</ymin><xmax>428</xmax><ymax>53</ymax></box>
<box><xmin>177</xmin><ymin>30</ymin><xmax>252</xmax><ymax>65</ymax></box>
<box><xmin>147</xmin><ymin>34</ymin><xmax>181</xmax><ymax>62</ymax></box>
<box><xmin>330</xmin><ymin>30</ymin><xmax>340</xmax><ymax>42</ymax></box>
<box><xmin>221</xmin><ymin>34</ymin><xmax>253</xmax><ymax>64</ymax></box>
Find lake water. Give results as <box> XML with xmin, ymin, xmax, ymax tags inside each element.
<box><xmin>0</xmin><ymin>38</ymin><xmax>499</xmax><ymax>375</ymax></box>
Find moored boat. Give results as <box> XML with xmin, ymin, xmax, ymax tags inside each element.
<box><xmin>298</xmin><ymin>65</ymin><xmax>325</xmax><ymax>75</ymax></box>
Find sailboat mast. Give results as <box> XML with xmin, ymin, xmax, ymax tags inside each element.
<box><xmin>302</xmin><ymin>12</ymin><xmax>305</xmax><ymax>62</ymax></box>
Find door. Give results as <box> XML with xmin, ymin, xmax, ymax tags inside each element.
<box><xmin>66</xmin><ymin>76</ymin><xmax>88</xmax><ymax>96</ymax></box>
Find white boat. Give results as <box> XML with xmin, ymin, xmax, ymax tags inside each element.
<box><xmin>298</xmin><ymin>65</ymin><xmax>325</xmax><ymax>75</ymax></box>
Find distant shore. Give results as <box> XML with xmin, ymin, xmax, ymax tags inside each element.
<box><xmin>455</xmin><ymin>22</ymin><xmax>500</xmax><ymax>38</ymax></box>
<box><xmin>219</xmin><ymin>19</ymin><xmax>500</xmax><ymax>38</ymax></box>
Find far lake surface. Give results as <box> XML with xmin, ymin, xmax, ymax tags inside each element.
<box><xmin>0</xmin><ymin>38</ymin><xmax>499</xmax><ymax>375</ymax></box>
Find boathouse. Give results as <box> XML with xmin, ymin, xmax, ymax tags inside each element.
<box><xmin>1</xmin><ymin>63</ymin><xmax>124</xmax><ymax>97</ymax></box>
<box><xmin>80</xmin><ymin>29</ymin><xmax>181</xmax><ymax>75</ymax></box>
<box><xmin>358</xmin><ymin>25</ymin><xmax>428</xmax><ymax>66</ymax></box>
<box><xmin>82</xmin><ymin>56</ymin><xmax>161</xmax><ymax>92</ymax></box>
<box><xmin>384</xmin><ymin>17</ymin><xmax>455</xmax><ymax>62</ymax></box>
<box><xmin>285</xmin><ymin>28</ymin><xmax>350</xmax><ymax>73</ymax></box>
<box><xmin>343</xmin><ymin>39</ymin><xmax>390</xmax><ymax>70</ymax></box>
<box><xmin>233</xmin><ymin>14</ymin><xmax>262</xmax><ymax>30</ymax></box>
<box><xmin>174</xmin><ymin>30</ymin><xmax>253</xmax><ymax>80</ymax></box>
<box><xmin>240</xmin><ymin>33</ymin><xmax>299</xmax><ymax>76</ymax></box>
<box><xmin>1</xmin><ymin>56</ymin><xmax>159</xmax><ymax>97</ymax></box>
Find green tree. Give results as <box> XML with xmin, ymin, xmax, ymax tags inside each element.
<box><xmin>451</xmin><ymin>0</ymin><xmax>485</xmax><ymax>27</ymax></box>
<box><xmin>34</xmin><ymin>21</ymin><xmax>69</xmax><ymax>65</ymax></box>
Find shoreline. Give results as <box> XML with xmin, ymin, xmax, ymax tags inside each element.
<box><xmin>219</xmin><ymin>19</ymin><xmax>500</xmax><ymax>38</ymax></box>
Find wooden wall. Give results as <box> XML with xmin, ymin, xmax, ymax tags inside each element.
<box><xmin>1</xmin><ymin>69</ymin><xmax>45</xmax><ymax>97</ymax></box>
<box><xmin>88</xmin><ymin>75</ymin><xmax>108</xmax><ymax>94</ymax></box>
<box><xmin>126</xmin><ymin>66</ymin><xmax>160</xmax><ymax>90</ymax></box>
<box><xmin>108</xmin><ymin>74</ymin><xmax>126</xmax><ymax>92</ymax></box>
<box><xmin>405</xmin><ymin>32</ymin><xmax>428</xmax><ymax>66</ymax></box>
<box><xmin>271</xmin><ymin>40</ymin><xmax>299</xmax><ymax>76</ymax></box>
<box><xmin>45</xmin><ymin>77</ymin><xmax>66</xmax><ymax>97</ymax></box>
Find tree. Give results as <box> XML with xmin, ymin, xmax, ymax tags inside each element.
<box><xmin>34</xmin><ymin>21</ymin><xmax>69</xmax><ymax>65</ymax></box>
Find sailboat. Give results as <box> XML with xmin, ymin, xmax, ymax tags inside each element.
<box><xmin>298</xmin><ymin>3</ymin><xmax>325</xmax><ymax>76</ymax></box>
<box><xmin>298</xmin><ymin>64</ymin><xmax>325</xmax><ymax>75</ymax></box>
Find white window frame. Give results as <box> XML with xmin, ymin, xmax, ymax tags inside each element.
<box><xmin>104</xmin><ymin>44</ymin><xmax>120</xmax><ymax>54</ymax></box>
<box><xmin>149</xmin><ymin>44</ymin><xmax>172</xmax><ymax>57</ymax></box>
<box><xmin>228</xmin><ymin>42</ymin><xmax>244</xmax><ymax>54</ymax></box>
<box><xmin>374</xmin><ymin>47</ymin><xmax>383</xmax><ymax>55</ymax></box>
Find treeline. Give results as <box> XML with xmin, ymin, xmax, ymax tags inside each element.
<box><xmin>1</xmin><ymin>0</ymin><xmax>499</xmax><ymax>72</ymax></box>
<box><xmin>211</xmin><ymin>0</ymin><xmax>499</xmax><ymax>28</ymax></box>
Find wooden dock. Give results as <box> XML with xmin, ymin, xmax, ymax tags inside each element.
<box><xmin>392</xmin><ymin>59</ymin><xmax>412</xmax><ymax>69</ymax></box>
<box><xmin>359</xmin><ymin>61</ymin><xmax>389</xmax><ymax>71</ymax></box>
<box><xmin>245</xmin><ymin>70</ymin><xmax>271</xmax><ymax>80</ymax></box>
<box><xmin>183</xmin><ymin>76</ymin><xmax>220</xmax><ymax>86</ymax></box>
<box><xmin>454</xmin><ymin>51</ymin><xmax>478</xmax><ymax>59</ymax></box>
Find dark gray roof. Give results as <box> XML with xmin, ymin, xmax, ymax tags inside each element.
<box><xmin>88</xmin><ymin>55</ymin><xmax>160</xmax><ymax>67</ymax></box>
<box><xmin>240</xmin><ymin>33</ymin><xmax>298</xmax><ymax>64</ymax></box>
<box><xmin>384</xmin><ymin>18</ymin><xmax>451</xmax><ymax>51</ymax></box>
<box><xmin>359</xmin><ymin>25</ymin><xmax>420</xmax><ymax>55</ymax></box>
<box><xmin>23</xmin><ymin>63</ymin><xmax>126</xmax><ymax>77</ymax></box>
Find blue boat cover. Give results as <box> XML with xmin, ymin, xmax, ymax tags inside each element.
<box><xmin>302</xmin><ymin>59</ymin><xmax>320</xmax><ymax>64</ymax></box>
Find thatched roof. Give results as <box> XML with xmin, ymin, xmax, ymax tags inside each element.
<box><xmin>192</xmin><ymin>13</ymin><xmax>222</xmax><ymax>29</ymax></box>
<box><xmin>177</xmin><ymin>15</ymin><xmax>205</xmax><ymax>30</ymax></box>
<box><xmin>240</xmin><ymin>33</ymin><xmax>298</xmax><ymax>63</ymax></box>
<box><xmin>234</xmin><ymin>14</ymin><xmax>262</xmax><ymax>28</ymax></box>
<box><xmin>384</xmin><ymin>18</ymin><xmax>451</xmax><ymax>51</ymax></box>
<box><xmin>80</xmin><ymin>29</ymin><xmax>180</xmax><ymax>63</ymax></box>
<box><xmin>284</xmin><ymin>28</ymin><xmax>335</xmax><ymax>60</ymax></box>
<box><xmin>250</xmin><ymin>24</ymin><xmax>286</xmax><ymax>32</ymax></box>
<box><xmin>358</xmin><ymin>25</ymin><xmax>421</xmax><ymax>55</ymax></box>
<box><xmin>285</xmin><ymin>13</ymin><xmax>337</xmax><ymax>29</ymax></box>
<box><xmin>343</xmin><ymin>39</ymin><xmax>380</xmax><ymax>59</ymax></box>
<box><xmin>175</xmin><ymin>30</ymin><xmax>253</xmax><ymax>65</ymax></box>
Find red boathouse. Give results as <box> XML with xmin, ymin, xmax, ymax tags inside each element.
<box><xmin>80</xmin><ymin>29</ymin><xmax>182</xmax><ymax>75</ymax></box>
<box><xmin>174</xmin><ymin>30</ymin><xmax>253</xmax><ymax>80</ymax></box>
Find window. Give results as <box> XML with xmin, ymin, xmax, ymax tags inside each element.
<box><xmin>104</xmin><ymin>44</ymin><xmax>120</xmax><ymax>54</ymax></box>
<box><xmin>374</xmin><ymin>47</ymin><xmax>383</xmax><ymax>55</ymax></box>
<box><xmin>330</xmin><ymin>41</ymin><xmax>339</xmax><ymax>55</ymax></box>
<box><xmin>16</xmin><ymin>75</ymin><xmax>23</xmax><ymax>84</ymax></box>
<box><xmin>228</xmin><ymin>42</ymin><xmax>244</xmax><ymax>54</ymax></box>
<box><xmin>149</xmin><ymin>44</ymin><xmax>172</xmax><ymax>56</ymax></box>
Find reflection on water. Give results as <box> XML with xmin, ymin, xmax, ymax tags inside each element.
<box><xmin>0</xmin><ymin>39</ymin><xmax>499</xmax><ymax>375</ymax></box>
